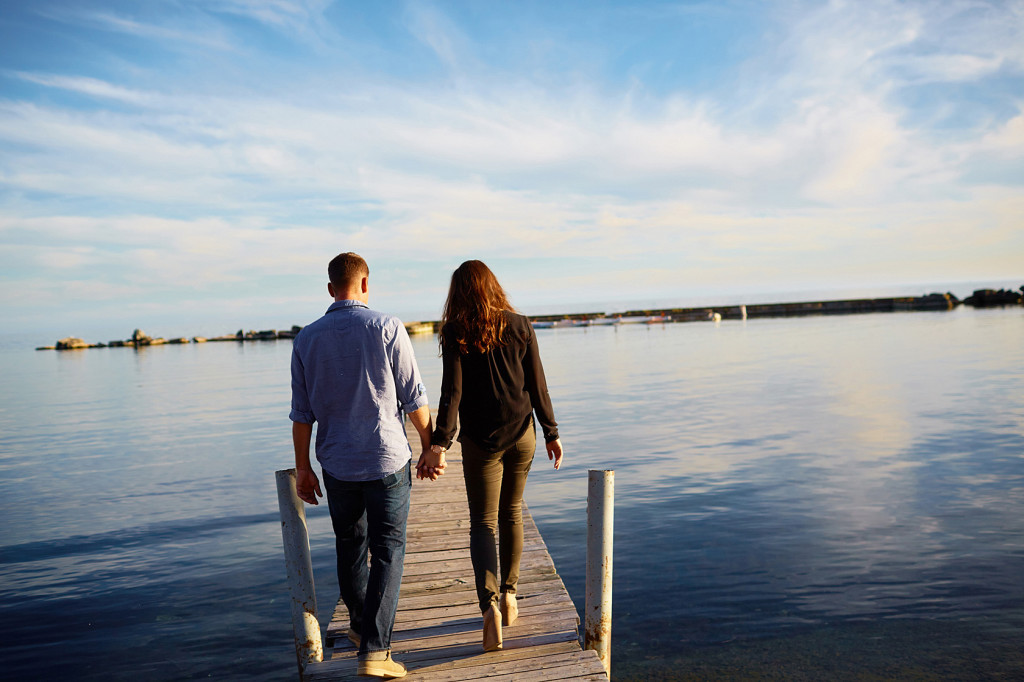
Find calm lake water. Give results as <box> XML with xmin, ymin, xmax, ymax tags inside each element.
<box><xmin>1</xmin><ymin>306</ymin><xmax>1022</xmax><ymax>680</ymax></box>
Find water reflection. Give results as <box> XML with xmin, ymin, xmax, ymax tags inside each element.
<box><xmin>519</xmin><ymin>311</ymin><xmax>1024</xmax><ymax>674</ymax></box>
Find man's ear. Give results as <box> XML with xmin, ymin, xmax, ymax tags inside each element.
<box><xmin>360</xmin><ymin>276</ymin><xmax>368</xmax><ymax>294</ymax></box>
<box><xmin>327</xmin><ymin>282</ymin><xmax>336</xmax><ymax>298</ymax></box>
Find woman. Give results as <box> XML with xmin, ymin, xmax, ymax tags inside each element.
<box><xmin>421</xmin><ymin>260</ymin><xmax>563</xmax><ymax>652</ymax></box>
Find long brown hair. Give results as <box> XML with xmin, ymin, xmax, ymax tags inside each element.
<box><xmin>440</xmin><ymin>260</ymin><xmax>516</xmax><ymax>354</ymax></box>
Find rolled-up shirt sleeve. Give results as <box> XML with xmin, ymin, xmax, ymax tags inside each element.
<box><xmin>289</xmin><ymin>346</ymin><xmax>316</xmax><ymax>424</ymax></box>
<box><xmin>388</xmin><ymin>322</ymin><xmax>429</xmax><ymax>414</ymax></box>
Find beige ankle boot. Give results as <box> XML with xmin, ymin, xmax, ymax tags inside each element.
<box><xmin>499</xmin><ymin>592</ymin><xmax>518</xmax><ymax>626</ymax></box>
<box><xmin>357</xmin><ymin>650</ymin><xmax>406</xmax><ymax>679</ymax></box>
<box><xmin>482</xmin><ymin>602</ymin><xmax>503</xmax><ymax>651</ymax></box>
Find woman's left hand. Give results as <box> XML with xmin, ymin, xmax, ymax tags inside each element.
<box><xmin>546</xmin><ymin>438</ymin><xmax>563</xmax><ymax>470</ymax></box>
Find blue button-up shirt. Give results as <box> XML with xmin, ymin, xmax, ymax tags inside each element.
<box><xmin>290</xmin><ymin>300</ymin><xmax>429</xmax><ymax>481</ymax></box>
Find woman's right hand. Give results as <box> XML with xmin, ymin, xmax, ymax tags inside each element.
<box><xmin>416</xmin><ymin>446</ymin><xmax>447</xmax><ymax>480</ymax></box>
<box><xmin>546</xmin><ymin>438</ymin><xmax>563</xmax><ymax>470</ymax></box>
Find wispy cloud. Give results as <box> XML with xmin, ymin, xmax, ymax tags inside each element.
<box><xmin>208</xmin><ymin>0</ymin><xmax>340</xmax><ymax>50</ymax></box>
<box><xmin>9</xmin><ymin>72</ymin><xmax>165</xmax><ymax>105</ymax></box>
<box><xmin>212</xmin><ymin>0</ymin><xmax>333</xmax><ymax>31</ymax></box>
<box><xmin>41</xmin><ymin>6</ymin><xmax>237</xmax><ymax>51</ymax></box>
<box><xmin>403</xmin><ymin>3</ymin><xmax>466</xmax><ymax>71</ymax></box>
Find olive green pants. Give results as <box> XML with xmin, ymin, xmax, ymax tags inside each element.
<box><xmin>461</xmin><ymin>421</ymin><xmax>536</xmax><ymax>613</ymax></box>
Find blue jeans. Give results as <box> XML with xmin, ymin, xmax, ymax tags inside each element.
<box><xmin>323</xmin><ymin>461</ymin><xmax>410</xmax><ymax>655</ymax></box>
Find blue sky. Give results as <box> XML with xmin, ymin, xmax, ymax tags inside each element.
<box><xmin>1</xmin><ymin>0</ymin><xmax>1022</xmax><ymax>338</ymax></box>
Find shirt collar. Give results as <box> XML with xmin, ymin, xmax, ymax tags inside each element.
<box><xmin>327</xmin><ymin>299</ymin><xmax>369</xmax><ymax>313</ymax></box>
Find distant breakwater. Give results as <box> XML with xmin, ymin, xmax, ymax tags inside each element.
<box><xmin>35</xmin><ymin>286</ymin><xmax>1023</xmax><ymax>350</ymax></box>
<box><xmin>37</xmin><ymin>326</ymin><xmax>303</xmax><ymax>351</ymax></box>
<box><xmin>405</xmin><ymin>286</ymin><xmax>1023</xmax><ymax>333</ymax></box>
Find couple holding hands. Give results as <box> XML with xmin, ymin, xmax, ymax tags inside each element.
<box><xmin>290</xmin><ymin>254</ymin><xmax>562</xmax><ymax>679</ymax></box>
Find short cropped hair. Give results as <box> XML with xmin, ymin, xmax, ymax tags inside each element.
<box><xmin>328</xmin><ymin>252</ymin><xmax>369</xmax><ymax>289</ymax></box>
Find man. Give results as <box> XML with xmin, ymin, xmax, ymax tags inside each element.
<box><xmin>290</xmin><ymin>252</ymin><xmax>440</xmax><ymax>679</ymax></box>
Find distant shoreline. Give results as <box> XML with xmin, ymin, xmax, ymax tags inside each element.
<box><xmin>35</xmin><ymin>286</ymin><xmax>1023</xmax><ymax>350</ymax></box>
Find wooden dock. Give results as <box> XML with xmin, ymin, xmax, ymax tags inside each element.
<box><xmin>302</xmin><ymin>437</ymin><xmax>607</xmax><ymax>681</ymax></box>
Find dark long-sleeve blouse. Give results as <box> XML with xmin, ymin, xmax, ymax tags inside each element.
<box><xmin>431</xmin><ymin>311</ymin><xmax>559</xmax><ymax>452</ymax></box>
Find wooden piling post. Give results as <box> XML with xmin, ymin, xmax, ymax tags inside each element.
<box><xmin>585</xmin><ymin>469</ymin><xmax>614</xmax><ymax>677</ymax></box>
<box><xmin>275</xmin><ymin>468</ymin><xmax>323</xmax><ymax>676</ymax></box>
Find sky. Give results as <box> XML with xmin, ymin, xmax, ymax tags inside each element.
<box><xmin>1</xmin><ymin>0</ymin><xmax>1022</xmax><ymax>339</ymax></box>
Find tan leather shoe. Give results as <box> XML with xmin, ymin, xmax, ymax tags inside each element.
<box><xmin>357</xmin><ymin>650</ymin><xmax>407</xmax><ymax>679</ymax></box>
<box><xmin>499</xmin><ymin>591</ymin><xmax>518</xmax><ymax>626</ymax></box>
<box><xmin>482</xmin><ymin>602</ymin><xmax>502</xmax><ymax>651</ymax></box>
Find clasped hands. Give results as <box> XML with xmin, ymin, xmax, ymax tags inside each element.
<box><xmin>416</xmin><ymin>445</ymin><xmax>447</xmax><ymax>481</ymax></box>
<box><xmin>294</xmin><ymin>448</ymin><xmax>443</xmax><ymax>508</ymax></box>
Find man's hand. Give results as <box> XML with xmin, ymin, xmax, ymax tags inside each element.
<box><xmin>296</xmin><ymin>468</ymin><xmax>323</xmax><ymax>505</ymax></box>
<box><xmin>291</xmin><ymin>421</ymin><xmax>320</xmax><ymax>503</ymax></box>
<box><xmin>408</xmin><ymin>405</ymin><xmax>442</xmax><ymax>482</ymax></box>
<box><xmin>546</xmin><ymin>438</ymin><xmax>563</xmax><ymax>470</ymax></box>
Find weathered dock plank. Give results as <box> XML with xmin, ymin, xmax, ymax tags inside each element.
<box><xmin>304</xmin><ymin>433</ymin><xmax>604</xmax><ymax>681</ymax></box>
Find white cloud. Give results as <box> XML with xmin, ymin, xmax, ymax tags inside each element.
<box><xmin>0</xmin><ymin>214</ymin><xmax>341</xmax><ymax>290</ymax></box>
<box><xmin>979</xmin><ymin>108</ymin><xmax>1024</xmax><ymax>154</ymax></box>
<box><xmin>900</xmin><ymin>53</ymin><xmax>1006</xmax><ymax>82</ymax></box>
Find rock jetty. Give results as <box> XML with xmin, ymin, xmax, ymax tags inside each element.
<box><xmin>963</xmin><ymin>287</ymin><xmax>1024</xmax><ymax>307</ymax></box>
<box><xmin>54</xmin><ymin>337</ymin><xmax>93</xmax><ymax>350</ymax></box>
<box><xmin>37</xmin><ymin>326</ymin><xmax>305</xmax><ymax>351</ymax></box>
